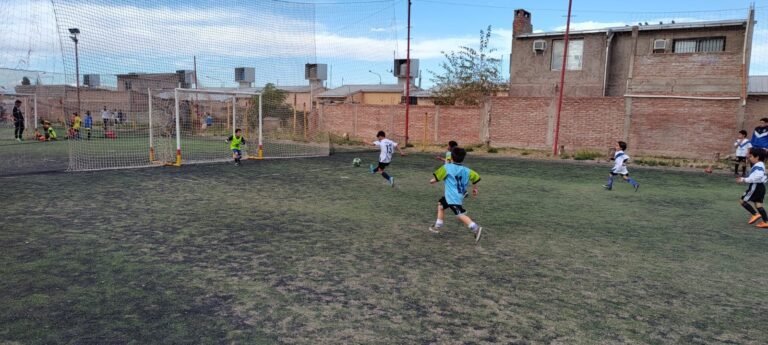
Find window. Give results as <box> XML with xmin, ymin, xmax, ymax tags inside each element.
<box><xmin>551</xmin><ymin>39</ymin><xmax>583</xmax><ymax>71</ymax></box>
<box><xmin>673</xmin><ymin>37</ymin><xmax>725</xmax><ymax>53</ymax></box>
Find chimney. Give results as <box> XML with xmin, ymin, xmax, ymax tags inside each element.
<box><xmin>513</xmin><ymin>9</ymin><xmax>532</xmax><ymax>37</ymax></box>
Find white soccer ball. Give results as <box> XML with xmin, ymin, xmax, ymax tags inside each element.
<box><xmin>352</xmin><ymin>158</ymin><xmax>361</xmax><ymax>167</ymax></box>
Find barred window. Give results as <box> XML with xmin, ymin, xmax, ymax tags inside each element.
<box><xmin>673</xmin><ymin>37</ymin><xmax>725</xmax><ymax>53</ymax></box>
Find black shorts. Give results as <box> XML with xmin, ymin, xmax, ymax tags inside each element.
<box><xmin>609</xmin><ymin>171</ymin><xmax>629</xmax><ymax>177</ymax></box>
<box><xmin>736</xmin><ymin>156</ymin><xmax>747</xmax><ymax>163</ymax></box>
<box><xmin>742</xmin><ymin>183</ymin><xmax>766</xmax><ymax>203</ymax></box>
<box><xmin>439</xmin><ymin>197</ymin><xmax>466</xmax><ymax>215</ymax></box>
<box><xmin>377</xmin><ymin>162</ymin><xmax>390</xmax><ymax>171</ymax></box>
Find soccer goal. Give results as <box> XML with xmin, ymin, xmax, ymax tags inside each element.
<box><xmin>149</xmin><ymin>88</ymin><xmax>261</xmax><ymax>166</ymax></box>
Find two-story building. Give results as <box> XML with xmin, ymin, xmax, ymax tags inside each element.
<box><xmin>509</xmin><ymin>9</ymin><xmax>751</xmax><ymax>98</ymax></box>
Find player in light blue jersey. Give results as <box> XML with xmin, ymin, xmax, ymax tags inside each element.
<box><xmin>429</xmin><ymin>147</ymin><xmax>483</xmax><ymax>242</ymax></box>
<box><xmin>603</xmin><ymin>141</ymin><xmax>640</xmax><ymax>192</ymax></box>
<box><xmin>436</xmin><ymin>140</ymin><xmax>458</xmax><ymax>163</ymax></box>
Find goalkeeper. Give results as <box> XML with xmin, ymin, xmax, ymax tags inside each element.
<box><xmin>225</xmin><ymin>128</ymin><xmax>245</xmax><ymax>166</ymax></box>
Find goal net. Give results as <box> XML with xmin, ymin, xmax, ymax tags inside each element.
<box><xmin>151</xmin><ymin>88</ymin><xmax>257</xmax><ymax>166</ymax></box>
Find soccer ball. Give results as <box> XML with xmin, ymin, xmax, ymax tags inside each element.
<box><xmin>352</xmin><ymin>158</ymin><xmax>362</xmax><ymax>167</ymax></box>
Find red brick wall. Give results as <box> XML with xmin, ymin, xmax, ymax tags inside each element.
<box><xmin>320</xmin><ymin>96</ymin><xmax>744</xmax><ymax>159</ymax></box>
<box><xmin>629</xmin><ymin>98</ymin><xmax>739</xmax><ymax>157</ymax></box>
<box><xmin>558</xmin><ymin>97</ymin><xmax>625</xmax><ymax>150</ymax></box>
<box><xmin>489</xmin><ymin>97</ymin><xmax>551</xmax><ymax>149</ymax></box>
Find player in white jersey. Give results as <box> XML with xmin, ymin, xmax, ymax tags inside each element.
<box><xmin>603</xmin><ymin>141</ymin><xmax>640</xmax><ymax>192</ymax></box>
<box><xmin>734</xmin><ymin>130</ymin><xmax>752</xmax><ymax>176</ymax></box>
<box><xmin>370</xmin><ymin>130</ymin><xmax>406</xmax><ymax>187</ymax></box>
<box><xmin>737</xmin><ymin>147</ymin><xmax>768</xmax><ymax>228</ymax></box>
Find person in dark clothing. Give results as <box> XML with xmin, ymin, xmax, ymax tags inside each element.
<box><xmin>13</xmin><ymin>100</ymin><xmax>24</xmax><ymax>141</ymax></box>
<box><xmin>750</xmin><ymin>117</ymin><xmax>768</xmax><ymax>151</ymax></box>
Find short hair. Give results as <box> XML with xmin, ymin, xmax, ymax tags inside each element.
<box><xmin>14</xmin><ymin>100</ymin><xmax>21</xmax><ymax>104</ymax></box>
<box><xmin>740</xmin><ymin>130</ymin><xmax>748</xmax><ymax>136</ymax></box>
<box><xmin>451</xmin><ymin>147</ymin><xmax>467</xmax><ymax>163</ymax></box>
<box><xmin>376</xmin><ymin>130</ymin><xmax>386</xmax><ymax>138</ymax></box>
<box><xmin>235</xmin><ymin>128</ymin><xmax>242</xmax><ymax>133</ymax></box>
<box><xmin>618</xmin><ymin>141</ymin><xmax>627</xmax><ymax>151</ymax></box>
<box><xmin>761</xmin><ymin>118</ymin><xmax>768</xmax><ymax>123</ymax></box>
<box><xmin>750</xmin><ymin>147</ymin><xmax>766</xmax><ymax>161</ymax></box>
<box><xmin>448</xmin><ymin>140</ymin><xmax>458</xmax><ymax>148</ymax></box>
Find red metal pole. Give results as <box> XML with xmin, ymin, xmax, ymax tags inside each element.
<box><xmin>405</xmin><ymin>0</ymin><xmax>412</xmax><ymax>145</ymax></box>
<box><xmin>552</xmin><ymin>0</ymin><xmax>573</xmax><ymax>156</ymax></box>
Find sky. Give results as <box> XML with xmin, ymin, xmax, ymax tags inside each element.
<box><xmin>0</xmin><ymin>0</ymin><xmax>766</xmax><ymax>90</ymax></box>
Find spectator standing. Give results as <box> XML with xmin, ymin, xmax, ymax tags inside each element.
<box><xmin>12</xmin><ymin>100</ymin><xmax>24</xmax><ymax>141</ymax></box>
<box><xmin>750</xmin><ymin>117</ymin><xmax>768</xmax><ymax>151</ymax></box>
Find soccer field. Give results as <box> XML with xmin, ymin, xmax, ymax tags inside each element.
<box><xmin>1</xmin><ymin>152</ymin><xmax>767</xmax><ymax>344</ymax></box>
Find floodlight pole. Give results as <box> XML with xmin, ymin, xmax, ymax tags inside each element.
<box><xmin>174</xmin><ymin>88</ymin><xmax>182</xmax><ymax>166</ymax></box>
<box><xmin>552</xmin><ymin>0</ymin><xmax>572</xmax><ymax>156</ymax></box>
<box><xmin>369</xmin><ymin>70</ymin><xmax>382</xmax><ymax>84</ymax></box>
<box><xmin>404</xmin><ymin>0</ymin><xmax>412</xmax><ymax>146</ymax></box>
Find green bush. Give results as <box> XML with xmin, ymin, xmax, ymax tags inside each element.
<box><xmin>573</xmin><ymin>149</ymin><xmax>604</xmax><ymax>161</ymax></box>
<box><xmin>487</xmin><ymin>147</ymin><xmax>498</xmax><ymax>153</ymax></box>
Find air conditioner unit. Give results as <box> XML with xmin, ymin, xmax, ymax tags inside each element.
<box><xmin>83</xmin><ymin>74</ymin><xmax>100</xmax><ymax>87</ymax></box>
<box><xmin>653</xmin><ymin>39</ymin><xmax>668</xmax><ymax>51</ymax></box>
<box><xmin>533</xmin><ymin>40</ymin><xmax>547</xmax><ymax>52</ymax></box>
<box><xmin>176</xmin><ymin>70</ymin><xmax>195</xmax><ymax>86</ymax></box>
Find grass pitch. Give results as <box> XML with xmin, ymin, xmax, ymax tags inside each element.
<box><xmin>1</xmin><ymin>152</ymin><xmax>767</xmax><ymax>344</ymax></box>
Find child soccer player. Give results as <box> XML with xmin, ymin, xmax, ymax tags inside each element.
<box><xmin>370</xmin><ymin>130</ymin><xmax>405</xmax><ymax>187</ymax></box>
<box><xmin>603</xmin><ymin>141</ymin><xmax>640</xmax><ymax>191</ymax></box>
<box><xmin>738</xmin><ymin>147</ymin><xmax>768</xmax><ymax>228</ymax></box>
<box><xmin>436</xmin><ymin>140</ymin><xmax>458</xmax><ymax>163</ymax></box>
<box><xmin>429</xmin><ymin>147</ymin><xmax>483</xmax><ymax>241</ymax></box>
<box><xmin>43</xmin><ymin>121</ymin><xmax>57</xmax><ymax>141</ymax></box>
<box><xmin>734</xmin><ymin>130</ymin><xmax>752</xmax><ymax>176</ymax></box>
<box><xmin>84</xmin><ymin>111</ymin><xmax>93</xmax><ymax>140</ymax></box>
<box><xmin>71</xmin><ymin>112</ymin><xmax>82</xmax><ymax>139</ymax></box>
<box><xmin>225</xmin><ymin>128</ymin><xmax>245</xmax><ymax>166</ymax></box>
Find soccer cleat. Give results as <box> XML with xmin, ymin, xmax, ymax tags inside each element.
<box><xmin>474</xmin><ymin>227</ymin><xmax>483</xmax><ymax>242</ymax></box>
<box><xmin>428</xmin><ymin>226</ymin><xmax>442</xmax><ymax>233</ymax></box>
<box><xmin>602</xmin><ymin>185</ymin><xmax>612</xmax><ymax>190</ymax></box>
<box><xmin>749</xmin><ymin>214</ymin><xmax>762</xmax><ymax>224</ymax></box>
<box><xmin>389</xmin><ymin>177</ymin><xmax>395</xmax><ymax>187</ymax></box>
<box><xmin>369</xmin><ymin>164</ymin><xmax>376</xmax><ymax>174</ymax></box>
<box><xmin>756</xmin><ymin>222</ymin><xmax>768</xmax><ymax>229</ymax></box>
<box><xmin>634</xmin><ymin>184</ymin><xmax>640</xmax><ymax>192</ymax></box>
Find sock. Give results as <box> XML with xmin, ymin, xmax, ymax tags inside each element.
<box><xmin>627</xmin><ymin>178</ymin><xmax>638</xmax><ymax>187</ymax></box>
<box><xmin>758</xmin><ymin>207</ymin><xmax>768</xmax><ymax>222</ymax></box>
<box><xmin>606</xmin><ymin>176</ymin><xmax>614</xmax><ymax>188</ymax></box>
<box><xmin>742</xmin><ymin>202</ymin><xmax>757</xmax><ymax>215</ymax></box>
<box><xmin>468</xmin><ymin>222</ymin><xmax>478</xmax><ymax>231</ymax></box>
<box><xmin>435</xmin><ymin>219</ymin><xmax>444</xmax><ymax>227</ymax></box>
<box><xmin>735</xmin><ymin>164</ymin><xmax>740</xmax><ymax>175</ymax></box>
<box><xmin>382</xmin><ymin>172</ymin><xmax>390</xmax><ymax>181</ymax></box>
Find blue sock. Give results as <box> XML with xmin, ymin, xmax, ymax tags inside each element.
<box><xmin>382</xmin><ymin>172</ymin><xmax>390</xmax><ymax>181</ymax></box>
<box><xmin>627</xmin><ymin>178</ymin><xmax>638</xmax><ymax>187</ymax></box>
<box><xmin>606</xmin><ymin>176</ymin><xmax>614</xmax><ymax>188</ymax></box>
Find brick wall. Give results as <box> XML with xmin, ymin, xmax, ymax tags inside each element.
<box><xmin>320</xmin><ymin>96</ymin><xmax>744</xmax><ymax>159</ymax></box>
<box><xmin>629</xmin><ymin>98</ymin><xmax>740</xmax><ymax>158</ymax></box>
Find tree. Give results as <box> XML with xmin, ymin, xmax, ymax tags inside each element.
<box><xmin>247</xmin><ymin>83</ymin><xmax>293</xmax><ymax>129</ymax></box>
<box><xmin>429</xmin><ymin>26</ymin><xmax>507</xmax><ymax>106</ymax></box>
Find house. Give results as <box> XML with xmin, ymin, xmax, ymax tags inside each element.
<box><xmin>317</xmin><ymin>84</ymin><xmax>418</xmax><ymax>105</ymax></box>
<box><xmin>509</xmin><ymin>9</ymin><xmax>752</xmax><ymax>98</ymax></box>
<box><xmin>116</xmin><ymin>71</ymin><xmax>193</xmax><ymax>92</ymax></box>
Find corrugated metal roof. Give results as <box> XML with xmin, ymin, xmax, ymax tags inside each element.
<box><xmin>517</xmin><ymin>19</ymin><xmax>747</xmax><ymax>39</ymax></box>
<box><xmin>749</xmin><ymin>76</ymin><xmax>768</xmax><ymax>95</ymax></box>
<box><xmin>318</xmin><ymin>84</ymin><xmax>407</xmax><ymax>98</ymax></box>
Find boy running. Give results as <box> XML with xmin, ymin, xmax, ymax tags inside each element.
<box><xmin>429</xmin><ymin>147</ymin><xmax>483</xmax><ymax>242</ymax></box>
<box><xmin>436</xmin><ymin>140</ymin><xmax>458</xmax><ymax>163</ymax></box>
<box><xmin>370</xmin><ymin>130</ymin><xmax>405</xmax><ymax>187</ymax></box>
<box><xmin>225</xmin><ymin>128</ymin><xmax>245</xmax><ymax>166</ymax></box>
<box><xmin>603</xmin><ymin>141</ymin><xmax>640</xmax><ymax>191</ymax></box>
<box><xmin>84</xmin><ymin>111</ymin><xmax>93</xmax><ymax>140</ymax></box>
<box><xmin>738</xmin><ymin>147</ymin><xmax>768</xmax><ymax>228</ymax></box>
